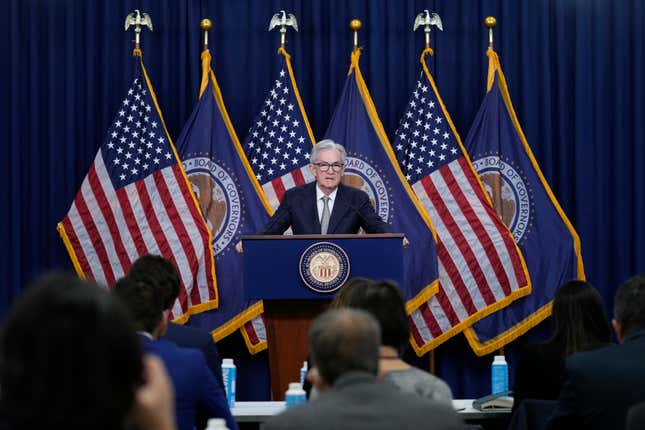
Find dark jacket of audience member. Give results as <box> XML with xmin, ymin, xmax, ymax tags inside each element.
<box><xmin>0</xmin><ymin>274</ymin><xmax>143</xmax><ymax>430</ymax></box>
<box><xmin>113</xmin><ymin>277</ymin><xmax>238</xmax><ymax>430</ymax></box>
<box><xmin>548</xmin><ymin>275</ymin><xmax>645</xmax><ymax>430</ymax></box>
<box><xmin>513</xmin><ymin>280</ymin><xmax>610</xmax><ymax>410</ymax></box>
<box><xmin>128</xmin><ymin>255</ymin><xmax>224</xmax><ymax>389</ymax></box>
<box><xmin>264</xmin><ymin>309</ymin><xmax>462</xmax><ymax>430</ymax></box>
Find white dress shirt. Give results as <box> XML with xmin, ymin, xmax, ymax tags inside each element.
<box><xmin>316</xmin><ymin>185</ymin><xmax>338</xmax><ymax>223</ymax></box>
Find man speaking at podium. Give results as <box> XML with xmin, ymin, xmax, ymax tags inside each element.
<box><xmin>259</xmin><ymin>140</ymin><xmax>391</xmax><ymax>235</ymax></box>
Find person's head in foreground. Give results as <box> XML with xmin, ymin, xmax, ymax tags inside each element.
<box><xmin>328</xmin><ymin>277</ymin><xmax>373</xmax><ymax>310</ymax></box>
<box><xmin>112</xmin><ymin>275</ymin><xmax>167</xmax><ymax>339</ymax></box>
<box><xmin>0</xmin><ymin>273</ymin><xmax>145</xmax><ymax>430</ymax></box>
<box><xmin>612</xmin><ymin>274</ymin><xmax>645</xmax><ymax>342</ymax></box>
<box><xmin>342</xmin><ymin>279</ymin><xmax>410</xmax><ymax>355</ymax></box>
<box><xmin>268</xmin><ymin>308</ymin><xmax>463</xmax><ymax>430</ymax></box>
<box><xmin>128</xmin><ymin>254</ymin><xmax>181</xmax><ymax>311</ymax></box>
<box><xmin>308</xmin><ymin>308</ymin><xmax>380</xmax><ymax>391</ymax></box>
<box><xmin>550</xmin><ymin>279</ymin><xmax>611</xmax><ymax>355</ymax></box>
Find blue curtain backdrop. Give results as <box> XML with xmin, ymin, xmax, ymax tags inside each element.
<box><xmin>1</xmin><ymin>0</ymin><xmax>644</xmax><ymax>399</ymax></box>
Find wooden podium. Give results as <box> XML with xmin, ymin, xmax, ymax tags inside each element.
<box><xmin>242</xmin><ymin>233</ymin><xmax>404</xmax><ymax>400</ymax></box>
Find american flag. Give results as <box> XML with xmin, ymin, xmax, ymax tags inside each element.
<box><xmin>58</xmin><ymin>57</ymin><xmax>217</xmax><ymax>321</ymax></box>
<box><xmin>243</xmin><ymin>48</ymin><xmax>316</xmax><ymax>208</ymax></box>
<box><xmin>240</xmin><ymin>48</ymin><xmax>316</xmax><ymax>350</ymax></box>
<box><xmin>392</xmin><ymin>52</ymin><xmax>530</xmax><ymax>353</ymax></box>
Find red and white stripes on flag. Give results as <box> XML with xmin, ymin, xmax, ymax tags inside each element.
<box><xmin>261</xmin><ymin>166</ymin><xmax>315</xmax><ymax>210</ymax></box>
<box><xmin>408</xmin><ymin>157</ymin><xmax>528</xmax><ymax>350</ymax></box>
<box><xmin>392</xmin><ymin>49</ymin><xmax>530</xmax><ymax>354</ymax></box>
<box><xmin>60</xmin><ymin>154</ymin><xmax>216</xmax><ymax>320</ymax></box>
<box><xmin>58</xmin><ymin>57</ymin><xmax>217</xmax><ymax>322</ymax></box>
<box><xmin>241</xmin><ymin>315</ymin><xmax>268</xmax><ymax>348</ymax></box>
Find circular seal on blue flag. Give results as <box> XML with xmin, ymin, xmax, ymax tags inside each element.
<box><xmin>299</xmin><ymin>242</ymin><xmax>350</xmax><ymax>293</ymax></box>
<box><xmin>182</xmin><ymin>156</ymin><xmax>243</xmax><ymax>257</ymax></box>
<box><xmin>472</xmin><ymin>154</ymin><xmax>534</xmax><ymax>243</ymax></box>
<box><xmin>343</xmin><ymin>155</ymin><xmax>393</xmax><ymax>224</ymax></box>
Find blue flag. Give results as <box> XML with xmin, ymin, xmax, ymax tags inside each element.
<box><xmin>463</xmin><ymin>49</ymin><xmax>585</xmax><ymax>355</ymax></box>
<box><xmin>324</xmin><ymin>49</ymin><xmax>439</xmax><ymax>354</ymax></box>
<box><xmin>176</xmin><ymin>50</ymin><xmax>272</xmax><ymax>353</ymax></box>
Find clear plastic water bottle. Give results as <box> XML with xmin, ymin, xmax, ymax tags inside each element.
<box><xmin>205</xmin><ymin>418</ymin><xmax>229</xmax><ymax>430</ymax></box>
<box><xmin>491</xmin><ymin>355</ymin><xmax>508</xmax><ymax>394</ymax></box>
<box><xmin>300</xmin><ymin>361</ymin><xmax>308</xmax><ymax>386</ymax></box>
<box><xmin>221</xmin><ymin>358</ymin><xmax>236</xmax><ymax>408</ymax></box>
<box><xmin>285</xmin><ymin>382</ymin><xmax>306</xmax><ymax>408</ymax></box>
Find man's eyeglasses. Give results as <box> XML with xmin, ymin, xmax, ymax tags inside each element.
<box><xmin>313</xmin><ymin>162</ymin><xmax>345</xmax><ymax>172</ymax></box>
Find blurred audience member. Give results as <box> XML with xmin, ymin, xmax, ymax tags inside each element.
<box><xmin>304</xmin><ymin>276</ymin><xmax>372</xmax><ymax>399</ymax></box>
<box><xmin>626</xmin><ymin>400</ymin><xmax>645</xmax><ymax>430</ymax></box>
<box><xmin>513</xmin><ymin>280</ymin><xmax>611</xmax><ymax>410</ymax></box>
<box><xmin>342</xmin><ymin>279</ymin><xmax>453</xmax><ymax>406</ymax></box>
<box><xmin>128</xmin><ymin>255</ymin><xmax>224</xmax><ymax>388</ymax></box>
<box><xmin>548</xmin><ymin>275</ymin><xmax>645</xmax><ymax>430</ymax></box>
<box><xmin>112</xmin><ymin>276</ymin><xmax>237</xmax><ymax>430</ymax></box>
<box><xmin>0</xmin><ymin>273</ymin><xmax>176</xmax><ymax>430</ymax></box>
<box><xmin>328</xmin><ymin>277</ymin><xmax>372</xmax><ymax>309</ymax></box>
<box><xmin>265</xmin><ymin>308</ymin><xmax>462</xmax><ymax>430</ymax></box>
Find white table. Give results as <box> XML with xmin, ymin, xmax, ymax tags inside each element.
<box><xmin>231</xmin><ymin>400</ymin><xmax>511</xmax><ymax>423</ymax></box>
<box><xmin>232</xmin><ymin>402</ymin><xmax>286</xmax><ymax>423</ymax></box>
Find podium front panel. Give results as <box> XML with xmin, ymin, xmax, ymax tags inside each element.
<box><xmin>243</xmin><ymin>234</ymin><xmax>404</xmax><ymax>300</ymax></box>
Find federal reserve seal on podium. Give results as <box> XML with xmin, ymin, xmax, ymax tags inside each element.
<box><xmin>299</xmin><ymin>242</ymin><xmax>350</xmax><ymax>293</ymax></box>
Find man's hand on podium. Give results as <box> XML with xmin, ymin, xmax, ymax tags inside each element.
<box><xmin>403</xmin><ymin>236</ymin><xmax>410</xmax><ymax>248</ymax></box>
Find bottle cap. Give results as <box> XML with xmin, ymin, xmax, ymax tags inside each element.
<box><xmin>223</xmin><ymin>358</ymin><xmax>234</xmax><ymax>365</ymax></box>
<box><xmin>493</xmin><ymin>355</ymin><xmax>506</xmax><ymax>363</ymax></box>
<box><xmin>288</xmin><ymin>382</ymin><xmax>303</xmax><ymax>390</ymax></box>
<box><xmin>206</xmin><ymin>418</ymin><xmax>227</xmax><ymax>429</ymax></box>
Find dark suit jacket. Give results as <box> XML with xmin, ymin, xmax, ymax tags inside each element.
<box><xmin>547</xmin><ymin>330</ymin><xmax>645</xmax><ymax>430</ymax></box>
<box><xmin>513</xmin><ymin>340</ymin><xmax>611</xmax><ymax>412</ymax></box>
<box><xmin>263</xmin><ymin>371</ymin><xmax>462</xmax><ymax>430</ymax></box>
<box><xmin>163</xmin><ymin>322</ymin><xmax>224</xmax><ymax>389</ymax></box>
<box><xmin>260</xmin><ymin>182</ymin><xmax>391</xmax><ymax>235</ymax></box>
<box><xmin>141</xmin><ymin>337</ymin><xmax>238</xmax><ymax>430</ymax></box>
<box><xmin>513</xmin><ymin>342</ymin><xmax>568</xmax><ymax>413</ymax></box>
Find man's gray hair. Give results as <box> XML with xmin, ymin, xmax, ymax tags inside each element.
<box><xmin>310</xmin><ymin>139</ymin><xmax>347</xmax><ymax>164</ymax></box>
<box><xmin>309</xmin><ymin>308</ymin><xmax>380</xmax><ymax>386</ymax></box>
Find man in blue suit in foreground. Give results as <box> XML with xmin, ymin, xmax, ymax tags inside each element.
<box><xmin>259</xmin><ymin>139</ymin><xmax>391</xmax><ymax>235</ymax></box>
<box><xmin>128</xmin><ymin>255</ymin><xmax>224</xmax><ymax>389</ymax></box>
<box><xmin>113</xmin><ymin>277</ymin><xmax>238</xmax><ymax>430</ymax></box>
<box><xmin>548</xmin><ymin>275</ymin><xmax>645</xmax><ymax>430</ymax></box>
